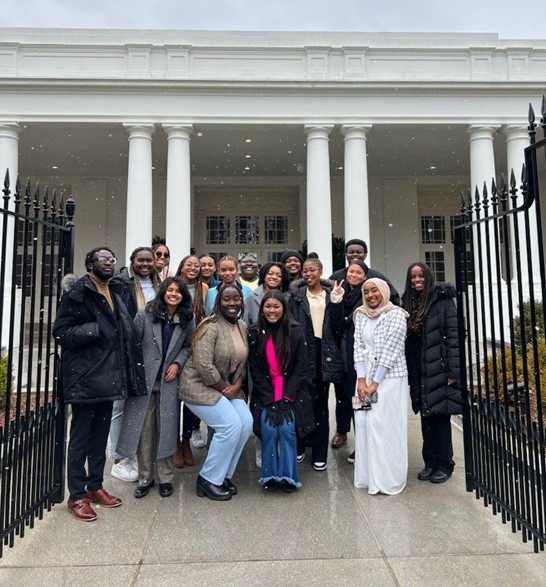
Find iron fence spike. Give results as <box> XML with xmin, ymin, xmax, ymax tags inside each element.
<box><xmin>528</xmin><ymin>102</ymin><xmax>535</xmax><ymax>124</ymax></box>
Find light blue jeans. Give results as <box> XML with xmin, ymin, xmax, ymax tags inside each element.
<box><xmin>108</xmin><ymin>399</ymin><xmax>128</xmax><ymax>460</ymax></box>
<box><xmin>187</xmin><ymin>397</ymin><xmax>253</xmax><ymax>486</ymax></box>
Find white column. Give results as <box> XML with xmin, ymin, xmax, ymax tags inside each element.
<box><xmin>469</xmin><ymin>125</ymin><xmax>501</xmax><ymax>280</ymax></box>
<box><xmin>342</xmin><ymin>124</ymin><xmax>372</xmax><ymax>264</ymax></box>
<box><xmin>505</xmin><ymin>125</ymin><xmax>539</xmax><ymax>297</ymax></box>
<box><xmin>0</xmin><ymin>123</ymin><xmax>20</xmax><ymax>350</ymax></box>
<box><xmin>123</xmin><ymin>124</ymin><xmax>154</xmax><ymax>265</ymax></box>
<box><xmin>163</xmin><ymin>124</ymin><xmax>192</xmax><ymax>267</ymax></box>
<box><xmin>305</xmin><ymin>125</ymin><xmax>333</xmax><ymax>276</ymax></box>
<box><xmin>468</xmin><ymin>124</ymin><xmax>501</xmax><ymax>343</ymax></box>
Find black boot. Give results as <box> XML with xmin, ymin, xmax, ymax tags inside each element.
<box><xmin>196</xmin><ymin>475</ymin><xmax>231</xmax><ymax>501</ymax></box>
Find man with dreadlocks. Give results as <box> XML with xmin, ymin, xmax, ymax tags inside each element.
<box><xmin>401</xmin><ymin>262</ymin><xmax>462</xmax><ymax>484</ymax></box>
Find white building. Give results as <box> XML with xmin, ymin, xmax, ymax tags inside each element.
<box><xmin>1</xmin><ymin>28</ymin><xmax>544</xmax><ymax>291</ymax></box>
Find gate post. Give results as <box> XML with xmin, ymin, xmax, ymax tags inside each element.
<box><xmin>51</xmin><ymin>195</ymin><xmax>76</xmax><ymax>504</ymax></box>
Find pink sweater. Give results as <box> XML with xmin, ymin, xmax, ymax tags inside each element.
<box><xmin>265</xmin><ymin>336</ymin><xmax>284</xmax><ymax>402</ymax></box>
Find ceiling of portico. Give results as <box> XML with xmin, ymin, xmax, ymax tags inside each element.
<box><xmin>16</xmin><ymin>122</ymin><xmax>509</xmax><ymax>185</ymax></box>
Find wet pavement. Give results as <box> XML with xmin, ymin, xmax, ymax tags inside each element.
<box><xmin>1</xmin><ymin>399</ymin><xmax>545</xmax><ymax>587</ymax></box>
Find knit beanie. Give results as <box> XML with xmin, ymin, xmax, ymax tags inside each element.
<box><xmin>280</xmin><ymin>249</ymin><xmax>304</xmax><ymax>265</ymax></box>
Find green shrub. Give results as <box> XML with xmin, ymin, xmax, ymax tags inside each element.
<box><xmin>514</xmin><ymin>301</ymin><xmax>544</xmax><ymax>349</ymax></box>
<box><xmin>0</xmin><ymin>354</ymin><xmax>11</xmax><ymax>409</ymax></box>
<box><xmin>484</xmin><ymin>337</ymin><xmax>546</xmax><ymax>418</ymax></box>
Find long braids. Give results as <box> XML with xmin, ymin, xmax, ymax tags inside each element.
<box><xmin>401</xmin><ymin>262</ymin><xmax>435</xmax><ymax>335</ymax></box>
<box><xmin>176</xmin><ymin>255</ymin><xmax>206</xmax><ymax>325</ymax></box>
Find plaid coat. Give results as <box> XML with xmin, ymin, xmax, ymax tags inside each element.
<box><xmin>353</xmin><ymin>308</ymin><xmax>408</xmax><ymax>380</ymax></box>
<box><xmin>179</xmin><ymin>317</ymin><xmax>248</xmax><ymax>406</ymax></box>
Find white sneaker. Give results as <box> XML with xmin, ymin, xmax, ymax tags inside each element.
<box><xmin>190</xmin><ymin>429</ymin><xmax>206</xmax><ymax>449</ymax></box>
<box><xmin>111</xmin><ymin>457</ymin><xmax>138</xmax><ymax>482</ymax></box>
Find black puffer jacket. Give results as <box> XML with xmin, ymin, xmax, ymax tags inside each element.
<box><xmin>248</xmin><ymin>322</ymin><xmax>315</xmax><ymax>438</ymax></box>
<box><xmin>405</xmin><ymin>284</ymin><xmax>462</xmax><ymax>417</ymax></box>
<box><xmin>53</xmin><ymin>274</ymin><xmax>147</xmax><ymax>404</ymax></box>
<box><xmin>287</xmin><ymin>279</ymin><xmax>344</xmax><ymax>384</ymax></box>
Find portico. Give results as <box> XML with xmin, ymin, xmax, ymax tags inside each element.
<box><xmin>1</xmin><ymin>28</ymin><xmax>544</xmax><ymax>288</ymax></box>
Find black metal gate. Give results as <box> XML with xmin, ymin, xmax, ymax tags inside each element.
<box><xmin>455</xmin><ymin>98</ymin><xmax>546</xmax><ymax>551</ymax></box>
<box><xmin>0</xmin><ymin>170</ymin><xmax>75</xmax><ymax>556</ymax></box>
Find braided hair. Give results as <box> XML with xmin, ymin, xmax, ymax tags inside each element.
<box><xmin>401</xmin><ymin>262</ymin><xmax>435</xmax><ymax>336</ymax></box>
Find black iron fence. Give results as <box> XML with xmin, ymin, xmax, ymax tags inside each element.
<box><xmin>455</xmin><ymin>98</ymin><xmax>546</xmax><ymax>552</ymax></box>
<box><xmin>0</xmin><ymin>170</ymin><xmax>75</xmax><ymax>556</ymax></box>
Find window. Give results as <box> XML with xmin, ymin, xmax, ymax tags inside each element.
<box><xmin>449</xmin><ymin>215</ymin><xmax>471</xmax><ymax>243</ymax></box>
<box><xmin>425</xmin><ymin>251</ymin><xmax>446</xmax><ymax>283</ymax></box>
<box><xmin>267</xmin><ymin>251</ymin><xmax>283</xmax><ymax>262</ymax></box>
<box><xmin>264</xmin><ymin>215</ymin><xmax>288</xmax><ymax>244</ymax></box>
<box><xmin>421</xmin><ymin>216</ymin><xmax>445</xmax><ymax>244</ymax></box>
<box><xmin>206</xmin><ymin>216</ymin><xmax>230</xmax><ymax>245</ymax></box>
<box><xmin>235</xmin><ymin>216</ymin><xmax>259</xmax><ymax>245</ymax></box>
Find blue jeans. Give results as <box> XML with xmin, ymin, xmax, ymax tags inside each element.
<box><xmin>107</xmin><ymin>399</ymin><xmax>125</xmax><ymax>460</ymax></box>
<box><xmin>187</xmin><ymin>397</ymin><xmax>253</xmax><ymax>486</ymax></box>
<box><xmin>260</xmin><ymin>409</ymin><xmax>301</xmax><ymax>488</ymax></box>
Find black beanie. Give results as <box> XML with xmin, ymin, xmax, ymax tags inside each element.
<box><xmin>280</xmin><ymin>249</ymin><xmax>304</xmax><ymax>265</ymax></box>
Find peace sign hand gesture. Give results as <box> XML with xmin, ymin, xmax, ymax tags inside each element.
<box><xmin>330</xmin><ymin>279</ymin><xmax>345</xmax><ymax>303</ymax></box>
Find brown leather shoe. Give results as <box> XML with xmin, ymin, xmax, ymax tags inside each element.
<box><xmin>181</xmin><ymin>438</ymin><xmax>194</xmax><ymax>466</ymax></box>
<box><xmin>173</xmin><ymin>440</ymin><xmax>185</xmax><ymax>468</ymax></box>
<box><xmin>67</xmin><ymin>498</ymin><xmax>97</xmax><ymax>522</ymax></box>
<box><xmin>331</xmin><ymin>433</ymin><xmax>347</xmax><ymax>449</ymax></box>
<box><xmin>86</xmin><ymin>488</ymin><xmax>122</xmax><ymax>508</ymax></box>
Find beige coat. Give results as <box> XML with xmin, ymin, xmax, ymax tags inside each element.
<box><xmin>179</xmin><ymin>316</ymin><xmax>248</xmax><ymax>406</ymax></box>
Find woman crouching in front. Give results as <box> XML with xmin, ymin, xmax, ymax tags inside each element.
<box><xmin>179</xmin><ymin>282</ymin><xmax>253</xmax><ymax>501</ymax></box>
<box><xmin>248</xmin><ymin>291</ymin><xmax>314</xmax><ymax>493</ymax></box>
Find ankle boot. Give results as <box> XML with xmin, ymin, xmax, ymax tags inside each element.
<box><xmin>196</xmin><ymin>475</ymin><xmax>231</xmax><ymax>501</ymax></box>
<box><xmin>181</xmin><ymin>438</ymin><xmax>194</xmax><ymax>466</ymax></box>
<box><xmin>173</xmin><ymin>440</ymin><xmax>185</xmax><ymax>468</ymax></box>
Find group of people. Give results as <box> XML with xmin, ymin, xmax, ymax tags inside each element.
<box><xmin>53</xmin><ymin>239</ymin><xmax>462</xmax><ymax>523</ymax></box>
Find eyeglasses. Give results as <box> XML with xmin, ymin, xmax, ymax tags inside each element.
<box><xmin>155</xmin><ymin>251</ymin><xmax>170</xmax><ymax>259</ymax></box>
<box><xmin>94</xmin><ymin>256</ymin><xmax>117</xmax><ymax>264</ymax></box>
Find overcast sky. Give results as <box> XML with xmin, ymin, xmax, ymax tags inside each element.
<box><xmin>0</xmin><ymin>0</ymin><xmax>543</xmax><ymax>40</ymax></box>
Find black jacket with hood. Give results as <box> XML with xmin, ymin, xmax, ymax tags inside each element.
<box><xmin>248</xmin><ymin>321</ymin><xmax>315</xmax><ymax>438</ymax></box>
<box><xmin>53</xmin><ymin>274</ymin><xmax>146</xmax><ymax>404</ymax></box>
<box><xmin>405</xmin><ymin>283</ymin><xmax>462</xmax><ymax>416</ymax></box>
<box><xmin>287</xmin><ymin>278</ymin><xmax>344</xmax><ymax>384</ymax></box>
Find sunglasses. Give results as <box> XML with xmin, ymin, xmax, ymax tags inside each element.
<box><xmin>155</xmin><ymin>251</ymin><xmax>170</xmax><ymax>259</ymax></box>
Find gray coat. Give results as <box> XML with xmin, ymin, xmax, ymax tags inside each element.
<box><xmin>117</xmin><ymin>309</ymin><xmax>194</xmax><ymax>459</ymax></box>
<box><xmin>244</xmin><ymin>285</ymin><xmax>265</xmax><ymax>327</ymax></box>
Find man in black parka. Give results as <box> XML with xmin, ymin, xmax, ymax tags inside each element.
<box><xmin>53</xmin><ymin>247</ymin><xmax>146</xmax><ymax>522</ymax></box>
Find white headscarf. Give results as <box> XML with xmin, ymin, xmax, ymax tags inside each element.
<box><xmin>354</xmin><ymin>278</ymin><xmax>408</xmax><ymax>319</ymax></box>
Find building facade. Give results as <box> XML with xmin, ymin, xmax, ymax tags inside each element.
<box><xmin>1</xmin><ymin>28</ymin><xmax>545</xmax><ymax>291</ymax></box>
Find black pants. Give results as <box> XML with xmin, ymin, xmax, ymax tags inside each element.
<box><xmin>297</xmin><ymin>378</ymin><xmax>330</xmax><ymax>463</ymax></box>
<box><xmin>182</xmin><ymin>403</ymin><xmax>201</xmax><ymax>441</ymax></box>
<box><xmin>68</xmin><ymin>401</ymin><xmax>113</xmax><ymax>500</ymax></box>
<box><xmin>421</xmin><ymin>414</ymin><xmax>454</xmax><ymax>473</ymax></box>
<box><xmin>333</xmin><ymin>369</ymin><xmax>356</xmax><ymax>435</ymax></box>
